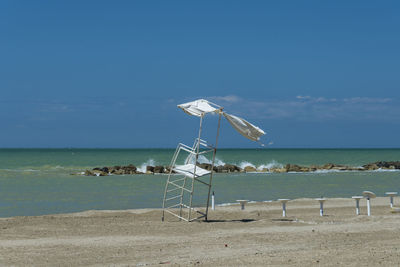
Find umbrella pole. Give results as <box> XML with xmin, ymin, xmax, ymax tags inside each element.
<box><xmin>205</xmin><ymin>109</ymin><xmax>222</xmax><ymax>221</ymax></box>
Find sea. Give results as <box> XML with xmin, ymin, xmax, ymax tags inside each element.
<box><xmin>0</xmin><ymin>148</ymin><xmax>399</xmax><ymax>218</ymax></box>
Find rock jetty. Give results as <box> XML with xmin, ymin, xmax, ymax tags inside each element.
<box><xmin>79</xmin><ymin>161</ymin><xmax>400</xmax><ymax>176</ymax></box>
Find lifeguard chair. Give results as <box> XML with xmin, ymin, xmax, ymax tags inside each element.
<box><xmin>161</xmin><ymin>99</ymin><xmax>265</xmax><ymax>222</ymax></box>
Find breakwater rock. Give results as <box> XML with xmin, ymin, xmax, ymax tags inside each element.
<box><xmin>80</xmin><ymin>161</ymin><xmax>400</xmax><ymax>176</ymax></box>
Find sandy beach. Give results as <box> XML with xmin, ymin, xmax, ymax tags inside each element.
<box><xmin>0</xmin><ymin>197</ymin><xmax>399</xmax><ymax>266</ymax></box>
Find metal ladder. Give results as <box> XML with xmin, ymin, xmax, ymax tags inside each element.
<box><xmin>161</xmin><ymin>138</ymin><xmax>216</xmax><ymax>222</ymax></box>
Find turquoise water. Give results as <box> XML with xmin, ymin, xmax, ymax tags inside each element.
<box><xmin>0</xmin><ymin>149</ymin><xmax>399</xmax><ymax>217</ymax></box>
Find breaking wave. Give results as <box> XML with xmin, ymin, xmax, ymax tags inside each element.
<box><xmin>237</xmin><ymin>160</ymin><xmax>284</xmax><ymax>171</ymax></box>
<box><xmin>238</xmin><ymin>161</ymin><xmax>256</xmax><ymax>170</ymax></box>
<box><xmin>256</xmin><ymin>160</ymin><xmax>284</xmax><ymax>171</ymax></box>
<box><xmin>137</xmin><ymin>159</ymin><xmax>156</xmax><ymax>173</ymax></box>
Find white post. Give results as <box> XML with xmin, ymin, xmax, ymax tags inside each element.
<box><xmin>362</xmin><ymin>191</ymin><xmax>376</xmax><ymax>217</ymax></box>
<box><xmin>385</xmin><ymin>192</ymin><xmax>398</xmax><ymax>208</ymax></box>
<box><xmin>205</xmin><ymin>111</ymin><xmax>222</xmax><ymax>221</ymax></box>
<box><xmin>356</xmin><ymin>199</ymin><xmax>360</xmax><ymax>215</ymax></box>
<box><xmin>352</xmin><ymin>196</ymin><xmax>363</xmax><ymax>215</ymax></box>
<box><xmin>278</xmin><ymin>199</ymin><xmax>290</xmax><ymax>217</ymax></box>
<box><xmin>315</xmin><ymin>198</ymin><xmax>326</xmax><ymax>217</ymax></box>
<box><xmin>367</xmin><ymin>197</ymin><xmax>371</xmax><ymax>216</ymax></box>
<box><xmin>237</xmin><ymin>200</ymin><xmax>249</xmax><ymax>210</ymax></box>
<box><xmin>320</xmin><ymin>202</ymin><xmax>324</xmax><ymax>216</ymax></box>
<box><xmin>211</xmin><ymin>191</ymin><xmax>215</xmax><ymax>210</ymax></box>
<box><xmin>282</xmin><ymin>202</ymin><xmax>286</xmax><ymax>217</ymax></box>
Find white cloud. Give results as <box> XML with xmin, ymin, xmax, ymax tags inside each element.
<box><xmin>207</xmin><ymin>95</ymin><xmax>241</xmax><ymax>104</ymax></box>
<box><xmin>343</xmin><ymin>97</ymin><xmax>392</xmax><ymax>104</ymax></box>
<box><xmin>296</xmin><ymin>95</ymin><xmax>312</xmax><ymax>100</ymax></box>
<box><xmin>200</xmin><ymin>95</ymin><xmax>398</xmax><ymax>122</ymax></box>
<box><xmin>163</xmin><ymin>94</ymin><xmax>399</xmax><ymax>123</ymax></box>
<box><xmin>297</xmin><ymin>95</ymin><xmax>337</xmax><ymax>103</ymax></box>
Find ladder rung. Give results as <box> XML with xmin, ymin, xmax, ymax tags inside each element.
<box><xmin>167</xmin><ymin>187</ymin><xmax>181</xmax><ymax>193</ymax></box>
<box><xmin>166</xmin><ymin>203</ymin><xmax>181</xmax><ymax>209</ymax></box>
<box><xmin>167</xmin><ymin>186</ymin><xmax>191</xmax><ymax>193</ymax></box>
<box><xmin>167</xmin><ymin>181</ymin><xmax>182</xmax><ymax>189</ymax></box>
<box><xmin>178</xmin><ymin>143</ymin><xmax>195</xmax><ymax>151</ymax></box>
<box><xmin>179</xmin><ymin>146</ymin><xmax>197</xmax><ymax>155</ymax></box>
<box><xmin>165</xmin><ymin>195</ymin><xmax>181</xmax><ymax>201</ymax></box>
<box><xmin>168</xmin><ymin>181</ymin><xmax>192</xmax><ymax>192</ymax></box>
<box><xmin>169</xmin><ymin>177</ymin><xmax>186</xmax><ymax>183</ymax></box>
<box><xmin>168</xmin><ymin>181</ymin><xmax>186</xmax><ymax>189</ymax></box>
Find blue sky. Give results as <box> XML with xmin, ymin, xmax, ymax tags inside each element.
<box><xmin>1</xmin><ymin>1</ymin><xmax>399</xmax><ymax>148</ymax></box>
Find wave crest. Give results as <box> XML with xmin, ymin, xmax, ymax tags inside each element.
<box><xmin>257</xmin><ymin>160</ymin><xmax>284</xmax><ymax>171</ymax></box>
<box><xmin>238</xmin><ymin>161</ymin><xmax>256</xmax><ymax>169</ymax></box>
<box><xmin>137</xmin><ymin>159</ymin><xmax>156</xmax><ymax>173</ymax></box>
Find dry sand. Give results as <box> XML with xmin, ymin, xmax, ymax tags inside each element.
<box><xmin>1</xmin><ymin>197</ymin><xmax>400</xmax><ymax>266</ymax></box>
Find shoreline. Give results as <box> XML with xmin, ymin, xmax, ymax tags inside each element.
<box><xmin>1</xmin><ymin>197</ymin><xmax>400</xmax><ymax>265</ymax></box>
<box><xmin>0</xmin><ymin>196</ymin><xmax>395</xmax><ymax>219</ymax></box>
<box><xmin>1</xmin><ymin>195</ymin><xmax>398</xmax><ymax>220</ymax></box>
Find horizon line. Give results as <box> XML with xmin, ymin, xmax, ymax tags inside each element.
<box><xmin>0</xmin><ymin>147</ymin><xmax>399</xmax><ymax>150</ymax></box>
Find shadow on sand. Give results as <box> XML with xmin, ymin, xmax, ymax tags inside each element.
<box><xmin>203</xmin><ymin>219</ymin><xmax>256</xmax><ymax>223</ymax></box>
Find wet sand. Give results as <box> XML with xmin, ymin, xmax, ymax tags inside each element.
<box><xmin>1</xmin><ymin>197</ymin><xmax>400</xmax><ymax>266</ymax></box>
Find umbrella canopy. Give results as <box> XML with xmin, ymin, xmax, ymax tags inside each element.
<box><xmin>223</xmin><ymin>112</ymin><xmax>265</xmax><ymax>142</ymax></box>
<box><xmin>178</xmin><ymin>99</ymin><xmax>265</xmax><ymax>142</ymax></box>
<box><xmin>177</xmin><ymin>99</ymin><xmax>220</xmax><ymax>117</ymax></box>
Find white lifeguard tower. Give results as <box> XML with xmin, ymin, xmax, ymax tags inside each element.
<box><xmin>161</xmin><ymin>99</ymin><xmax>265</xmax><ymax>222</ymax></box>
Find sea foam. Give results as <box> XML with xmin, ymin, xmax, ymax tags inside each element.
<box><xmin>137</xmin><ymin>159</ymin><xmax>156</xmax><ymax>173</ymax></box>
<box><xmin>238</xmin><ymin>161</ymin><xmax>256</xmax><ymax>169</ymax></box>
<box><xmin>257</xmin><ymin>160</ymin><xmax>283</xmax><ymax>171</ymax></box>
